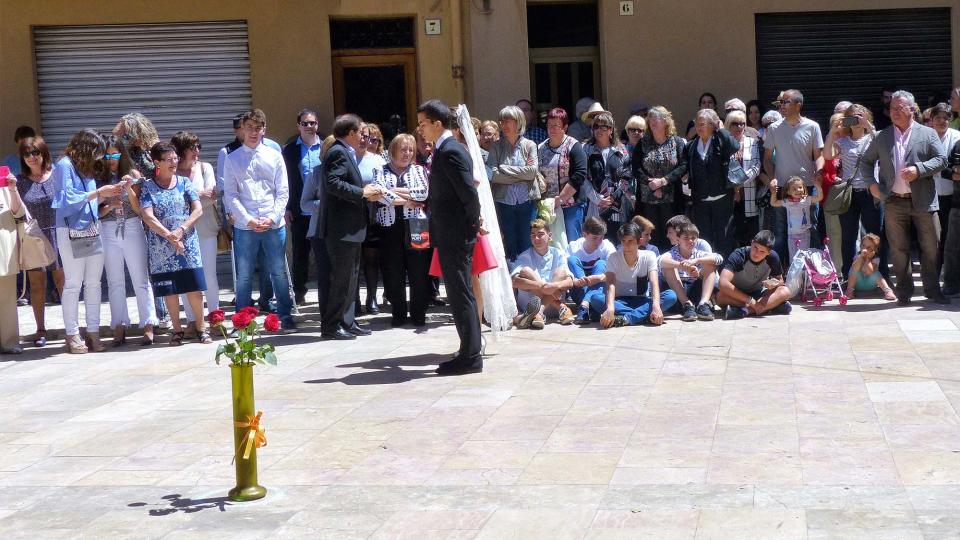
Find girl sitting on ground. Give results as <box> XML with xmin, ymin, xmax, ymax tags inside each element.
<box><xmin>846</xmin><ymin>233</ymin><xmax>896</xmax><ymax>301</ymax></box>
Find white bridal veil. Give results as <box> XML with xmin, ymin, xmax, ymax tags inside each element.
<box><xmin>455</xmin><ymin>105</ymin><xmax>518</xmax><ymax>335</ymax></box>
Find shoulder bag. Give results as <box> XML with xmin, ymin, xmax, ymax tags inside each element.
<box><xmin>823</xmin><ymin>150</ymin><xmax>862</xmax><ymax>216</ymax></box>
<box><xmin>67</xmin><ymin>200</ymin><xmax>102</xmax><ymax>258</ymax></box>
<box><xmin>16</xmin><ymin>209</ymin><xmax>56</xmax><ymax>270</ymax></box>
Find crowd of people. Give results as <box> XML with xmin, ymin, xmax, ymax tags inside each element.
<box><xmin>0</xmin><ymin>86</ymin><xmax>956</xmax><ymax>371</ymax></box>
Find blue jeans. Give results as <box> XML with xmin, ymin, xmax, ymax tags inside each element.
<box><xmin>568</xmin><ymin>257</ymin><xmax>606</xmax><ymax>305</ymax></box>
<box><xmin>496</xmin><ymin>200</ymin><xmax>537</xmax><ymax>261</ymax></box>
<box><xmin>562</xmin><ymin>202</ymin><xmax>586</xmax><ymax>243</ymax></box>
<box><xmin>233</xmin><ymin>227</ymin><xmax>293</xmax><ymax>322</ymax></box>
<box><xmin>589</xmin><ymin>290</ymin><xmax>678</xmax><ymax>325</ymax></box>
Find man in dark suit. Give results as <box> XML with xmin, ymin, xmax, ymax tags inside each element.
<box><xmin>321</xmin><ymin>114</ymin><xmax>383</xmax><ymax>340</ymax></box>
<box><xmin>282</xmin><ymin>108</ymin><xmax>322</xmax><ymax>306</ymax></box>
<box><xmin>860</xmin><ymin>90</ymin><xmax>948</xmax><ymax>305</ymax></box>
<box><xmin>417</xmin><ymin>100</ymin><xmax>483</xmax><ymax>374</ymax></box>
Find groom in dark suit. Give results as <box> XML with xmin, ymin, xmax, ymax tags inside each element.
<box><xmin>321</xmin><ymin>113</ymin><xmax>384</xmax><ymax>340</ymax></box>
<box><xmin>417</xmin><ymin>100</ymin><xmax>483</xmax><ymax>374</ymax></box>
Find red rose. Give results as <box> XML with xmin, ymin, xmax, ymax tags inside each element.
<box><xmin>231</xmin><ymin>311</ymin><xmax>254</xmax><ymax>329</ymax></box>
<box><xmin>208</xmin><ymin>309</ymin><xmax>226</xmax><ymax>327</ymax></box>
<box><xmin>240</xmin><ymin>306</ymin><xmax>260</xmax><ymax>317</ymax></box>
<box><xmin>263</xmin><ymin>313</ymin><xmax>281</xmax><ymax>332</ymax></box>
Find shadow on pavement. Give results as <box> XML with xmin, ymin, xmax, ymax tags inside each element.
<box><xmin>302</xmin><ymin>352</ymin><xmax>448</xmax><ymax>385</ymax></box>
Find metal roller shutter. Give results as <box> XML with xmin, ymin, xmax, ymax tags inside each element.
<box><xmin>34</xmin><ymin>21</ymin><xmax>252</xmax><ymax>155</ymax></box>
<box><xmin>756</xmin><ymin>8</ymin><xmax>952</xmax><ymax>124</ymax></box>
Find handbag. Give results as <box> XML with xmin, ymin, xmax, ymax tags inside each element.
<box><xmin>823</xmin><ymin>152</ymin><xmax>862</xmax><ymax>216</ymax></box>
<box><xmin>212</xmin><ymin>204</ymin><xmax>232</xmax><ymax>254</ymax></box>
<box><xmin>727</xmin><ymin>158</ymin><xmax>749</xmax><ymax>188</ymax></box>
<box><xmin>404</xmin><ymin>217</ymin><xmax>430</xmax><ymax>250</ymax></box>
<box><xmin>67</xmin><ymin>200</ymin><xmax>102</xmax><ymax>258</ymax></box>
<box><xmin>16</xmin><ymin>209</ymin><xmax>56</xmax><ymax>270</ymax></box>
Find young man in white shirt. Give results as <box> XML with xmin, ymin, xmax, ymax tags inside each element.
<box><xmin>511</xmin><ymin>219</ymin><xmax>578</xmax><ymax>328</ymax></box>
<box><xmin>222</xmin><ymin>109</ymin><xmax>297</xmax><ymax>333</ymax></box>
<box><xmin>590</xmin><ymin>221</ymin><xmax>677</xmax><ymax>328</ymax></box>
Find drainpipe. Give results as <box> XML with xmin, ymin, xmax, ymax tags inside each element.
<box><xmin>450</xmin><ymin>0</ymin><xmax>465</xmax><ymax>103</ymax></box>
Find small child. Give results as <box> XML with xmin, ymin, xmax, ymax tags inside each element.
<box><xmin>770</xmin><ymin>175</ymin><xmax>824</xmax><ymax>260</ymax></box>
<box><xmin>846</xmin><ymin>233</ymin><xmax>896</xmax><ymax>301</ymax></box>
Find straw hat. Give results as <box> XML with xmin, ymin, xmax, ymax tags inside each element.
<box><xmin>581</xmin><ymin>102</ymin><xmax>609</xmax><ymax>124</ymax></box>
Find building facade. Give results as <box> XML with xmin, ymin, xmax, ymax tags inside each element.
<box><xmin>2</xmin><ymin>0</ymin><xmax>958</xmax><ymax>155</ymax></box>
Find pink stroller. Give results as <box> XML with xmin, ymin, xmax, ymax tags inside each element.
<box><xmin>785</xmin><ymin>238</ymin><xmax>848</xmax><ymax>306</ymax></box>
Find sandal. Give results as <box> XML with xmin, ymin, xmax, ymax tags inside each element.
<box><xmin>34</xmin><ymin>330</ymin><xmax>47</xmax><ymax>348</ymax></box>
<box><xmin>169</xmin><ymin>331</ymin><xmax>185</xmax><ymax>347</ymax></box>
<box><xmin>198</xmin><ymin>330</ymin><xmax>212</xmax><ymax>344</ymax></box>
<box><xmin>113</xmin><ymin>326</ymin><xmax>126</xmax><ymax>347</ymax></box>
<box><xmin>66</xmin><ymin>335</ymin><xmax>88</xmax><ymax>354</ymax></box>
<box><xmin>85</xmin><ymin>333</ymin><xmax>106</xmax><ymax>353</ymax></box>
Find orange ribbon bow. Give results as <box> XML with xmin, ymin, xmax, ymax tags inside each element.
<box><xmin>233</xmin><ymin>411</ymin><xmax>267</xmax><ymax>462</ymax></box>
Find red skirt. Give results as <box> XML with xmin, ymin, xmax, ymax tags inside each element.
<box><xmin>429</xmin><ymin>234</ymin><xmax>498</xmax><ymax>278</ymax></box>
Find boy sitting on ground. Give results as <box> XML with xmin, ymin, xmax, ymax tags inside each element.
<box><xmin>716</xmin><ymin>230</ymin><xmax>793</xmax><ymax>319</ymax></box>
<box><xmin>659</xmin><ymin>222</ymin><xmax>723</xmax><ymax>322</ymax></box>
<box><xmin>567</xmin><ymin>216</ymin><xmax>617</xmax><ymax>323</ymax></box>
<box><xmin>589</xmin><ymin>222</ymin><xmax>678</xmax><ymax>328</ymax></box>
<box><xmin>511</xmin><ymin>219</ymin><xmax>578</xmax><ymax>328</ymax></box>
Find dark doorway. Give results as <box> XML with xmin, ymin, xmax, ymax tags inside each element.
<box><xmin>527</xmin><ymin>2</ymin><xmax>600</xmax><ymax>121</ymax></box>
<box><xmin>330</xmin><ymin>17</ymin><xmax>418</xmax><ymax>137</ymax></box>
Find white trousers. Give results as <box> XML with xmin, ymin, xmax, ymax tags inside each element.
<box><xmin>102</xmin><ymin>218</ymin><xmax>158</xmax><ymax>328</ymax></box>
<box><xmin>183</xmin><ymin>234</ymin><xmax>219</xmax><ymax>322</ymax></box>
<box><xmin>57</xmin><ymin>227</ymin><xmax>104</xmax><ymax>336</ymax></box>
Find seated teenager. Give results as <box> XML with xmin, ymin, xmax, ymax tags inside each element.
<box><xmin>567</xmin><ymin>216</ymin><xmax>616</xmax><ymax>322</ymax></box>
<box><xmin>589</xmin><ymin>222</ymin><xmax>678</xmax><ymax>328</ymax></box>
<box><xmin>659</xmin><ymin>222</ymin><xmax>722</xmax><ymax>322</ymax></box>
<box><xmin>511</xmin><ymin>219</ymin><xmax>577</xmax><ymax>328</ymax></box>
<box><xmin>716</xmin><ymin>229</ymin><xmax>792</xmax><ymax>319</ymax></box>
<box><xmin>664</xmin><ymin>214</ymin><xmax>713</xmax><ymax>253</ymax></box>
<box><xmin>630</xmin><ymin>214</ymin><xmax>662</xmax><ymax>256</ymax></box>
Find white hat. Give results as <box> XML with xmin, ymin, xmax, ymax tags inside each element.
<box><xmin>581</xmin><ymin>102</ymin><xmax>609</xmax><ymax>124</ymax></box>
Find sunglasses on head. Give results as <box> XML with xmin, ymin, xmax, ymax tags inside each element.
<box><xmin>102</xmin><ymin>153</ymin><xmax>122</xmax><ymax>161</ymax></box>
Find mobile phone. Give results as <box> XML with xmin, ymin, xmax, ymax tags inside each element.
<box><xmin>0</xmin><ymin>166</ymin><xmax>9</xmax><ymax>187</ymax></box>
<box><xmin>842</xmin><ymin>116</ymin><xmax>860</xmax><ymax>128</ymax></box>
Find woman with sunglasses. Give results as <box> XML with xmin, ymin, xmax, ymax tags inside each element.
<box><xmin>354</xmin><ymin>123</ymin><xmax>387</xmax><ymax>315</ymax></box>
<box><xmin>97</xmin><ymin>134</ymin><xmax>157</xmax><ymax>346</ymax></box>
<box><xmin>172</xmin><ymin>131</ymin><xmax>219</xmax><ymax>337</ymax></box>
<box><xmin>16</xmin><ymin>137</ymin><xmax>63</xmax><ymax>347</ymax></box>
<box><xmin>582</xmin><ymin>109</ymin><xmax>634</xmax><ymax>243</ymax></box>
<box><xmin>52</xmin><ymin>129</ymin><xmax>126</xmax><ymax>353</ymax></box>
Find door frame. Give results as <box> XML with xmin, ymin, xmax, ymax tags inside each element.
<box><xmin>529</xmin><ymin>46</ymin><xmax>602</xmax><ymax>111</ymax></box>
<box><xmin>332</xmin><ymin>48</ymin><xmax>418</xmax><ymax>132</ymax></box>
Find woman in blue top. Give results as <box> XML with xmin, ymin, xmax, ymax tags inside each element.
<box><xmin>51</xmin><ymin>129</ymin><xmax>127</xmax><ymax>354</ymax></box>
<box><xmin>139</xmin><ymin>142</ymin><xmax>210</xmax><ymax>346</ymax></box>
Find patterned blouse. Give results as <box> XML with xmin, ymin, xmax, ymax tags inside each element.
<box><xmin>373</xmin><ymin>163</ymin><xmax>429</xmax><ymax>227</ymax></box>
<box><xmin>633</xmin><ymin>134</ymin><xmax>688</xmax><ymax>205</ymax></box>
<box><xmin>139</xmin><ymin>176</ymin><xmax>202</xmax><ymax>275</ymax></box>
<box><xmin>16</xmin><ymin>174</ymin><xmax>57</xmax><ymax>231</ymax></box>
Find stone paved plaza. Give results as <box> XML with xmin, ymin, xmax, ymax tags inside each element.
<box><xmin>3</xmin><ymin>289</ymin><xmax>960</xmax><ymax>539</ymax></box>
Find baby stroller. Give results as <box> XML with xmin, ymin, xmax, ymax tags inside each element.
<box><xmin>785</xmin><ymin>238</ymin><xmax>847</xmax><ymax>306</ymax></box>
